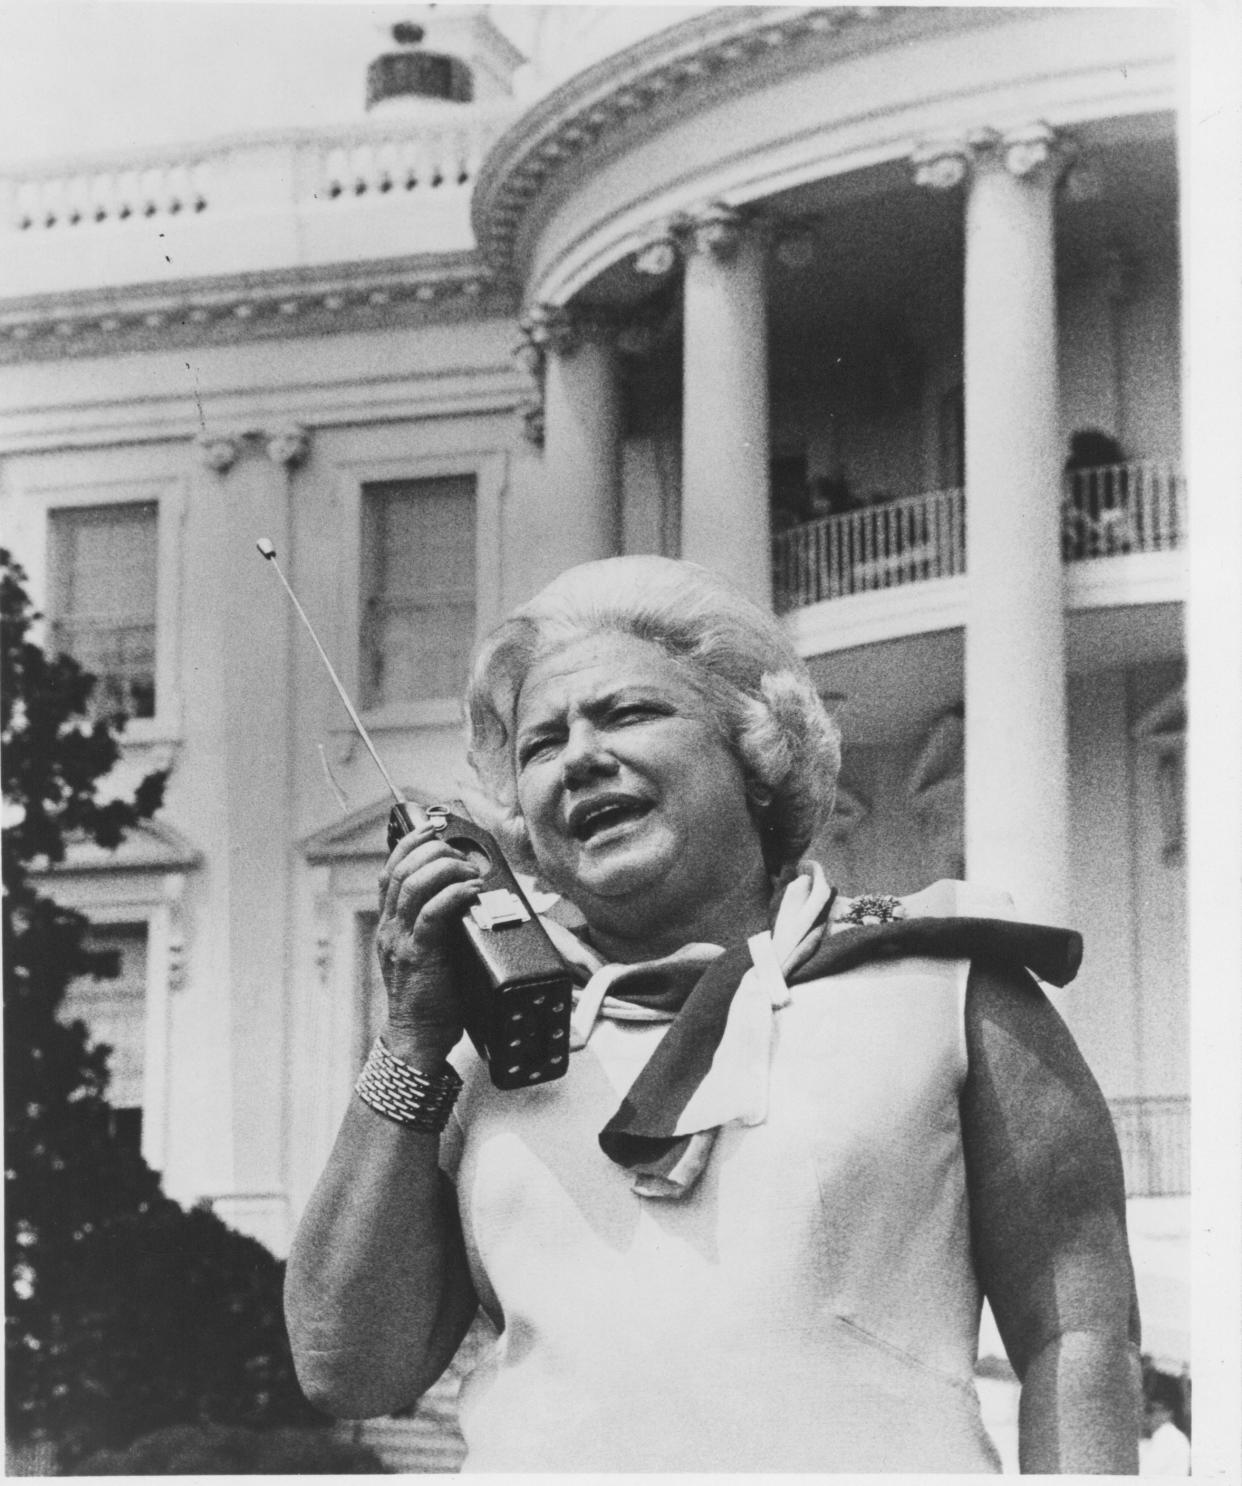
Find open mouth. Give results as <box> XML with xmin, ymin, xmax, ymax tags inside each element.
<box><xmin>568</xmin><ymin>796</ymin><xmax>654</xmax><ymax>843</ymax></box>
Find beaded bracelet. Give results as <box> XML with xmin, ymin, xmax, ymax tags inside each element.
<box><xmin>355</xmin><ymin>1036</ymin><xmax>463</xmax><ymax>1133</ymax></box>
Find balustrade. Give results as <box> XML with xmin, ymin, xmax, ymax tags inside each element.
<box><xmin>1108</xmin><ymin>1095</ymin><xmax>1189</xmax><ymax>1198</ymax></box>
<box><xmin>773</xmin><ymin>486</ymin><xmax>965</xmax><ymax>611</ymax></box>
<box><xmin>9</xmin><ymin>162</ymin><xmax>210</xmax><ymax>231</ymax></box>
<box><xmin>2</xmin><ymin>104</ymin><xmax>515</xmax><ymax>235</ymax></box>
<box><xmin>312</xmin><ymin>115</ymin><xmax>502</xmax><ymax>202</ymax></box>
<box><xmin>1062</xmin><ymin>461</ymin><xmax>1187</xmax><ymax>560</ymax></box>
<box><xmin>774</xmin><ymin>461</ymin><xmax>1185</xmax><ymax>613</ymax></box>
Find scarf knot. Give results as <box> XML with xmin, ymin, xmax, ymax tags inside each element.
<box><xmin>539</xmin><ymin>870</ymin><xmax>1082</xmax><ymax>1199</ymax></box>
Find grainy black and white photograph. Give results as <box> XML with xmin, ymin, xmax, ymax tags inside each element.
<box><xmin>1</xmin><ymin>0</ymin><xmax>1238</xmax><ymax>1477</ymax></box>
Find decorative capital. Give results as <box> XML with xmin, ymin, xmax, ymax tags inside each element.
<box><xmin>196</xmin><ymin>431</ymin><xmax>241</xmax><ymax>473</ymax></box>
<box><xmin>633</xmin><ymin>234</ymin><xmax>680</xmax><ymax>278</ymax></box>
<box><xmin>265</xmin><ymin>422</ymin><xmax>310</xmax><ymax>468</ymax></box>
<box><xmin>911</xmin><ymin>123</ymin><xmax>1074</xmax><ymax>189</ymax></box>
<box><xmin>911</xmin><ymin>137</ymin><xmax>972</xmax><ymax>191</ymax></box>
<box><xmin>1000</xmin><ymin>121</ymin><xmax>1073</xmax><ymax>180</ymax></box>
<box><xmin>513</xmin><ymin>336</ymin><xmax>543</xmax><ymax>378</ymax></box>
<box><xmin>686</xmin><ymin>202</ymin><xmax>748</xmax><ymax>261</ymax></box>
<box><xmin>519</xmin><ymin>303</ymin><xmax>577</xmax><ymax>358</ymax></box>
<box><xmin>519</xmin><ymin>303</ymin><xmax>615</xmax><ymax>361</ymax></box>
<box><xmin>518</xmin><ymin>394</ymin><xmax>545</xmax><ymax>448</ymax></box>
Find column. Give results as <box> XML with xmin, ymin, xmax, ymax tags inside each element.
<box><xmin>520</xmin><ymin>305</ymin><xmax>621</xmax><ymax>586</ymax></box>
<box><xmin>680</xmin><ymin>204</ymin><xmax>772</xmax><ymax>607</ymax></box>
<box><xmin>192</xmin><ymin>423</ymin><xmax>308</xmax><ymax>1251</ymax></box>
<box><xmin>960</xmin><ymin>126</ymin><xmax>1072</xmax><ymax>924</ymax></box>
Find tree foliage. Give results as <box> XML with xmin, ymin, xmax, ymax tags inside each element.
<box><xmin>2</xmin><ymin>549</ymin><xmax>318</xmax><ymax>1464</ymax></box>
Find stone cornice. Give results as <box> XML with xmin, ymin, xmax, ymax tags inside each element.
<box><xmin>0</xmin><ymin>252</ymin><xmax>517</xmax><ymax>364</ymax></box>
<box><xmin>472</xmin><ymin>6</ymin><xmax>905</xmax><ymax>281</ymax></box>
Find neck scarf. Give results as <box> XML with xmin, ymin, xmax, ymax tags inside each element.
<box><xmin>540</xmin><ymin>867</ymin><xmax>1082</xmax><ymax>1200</ymax></box>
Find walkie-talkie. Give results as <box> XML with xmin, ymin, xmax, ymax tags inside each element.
<box><xmin>386</xmin><ymin>801</ymin><xmax>572</xmax><ymax>1089</ymax></box>
<box><xmin>258</xmin><ymin>539</ymin><xmax>572</xmax><ymax>1089</ymax></box>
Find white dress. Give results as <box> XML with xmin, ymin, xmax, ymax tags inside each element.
<box><xmin>440</xmin><ymin>949</ymin><xmax>1001</xmax><ymax>1473</ymax></box>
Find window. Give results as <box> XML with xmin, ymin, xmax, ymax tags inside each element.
<box><xmin>359</xmin><ymin>477</ymin><xmax>476</xmax><ymax>710</ymax></box>
<box><xmin>48</xmin><ymin>502</ymin><xmax>158</xmax><ymax>719</ymax></box>
<box><xmin>59</xmin><ymin>923</ymin><xmax>149</xmax><ymax>1151</ymax></box>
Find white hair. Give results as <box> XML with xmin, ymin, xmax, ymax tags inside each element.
<box><xmin>465</xmin><ymin>556</ymin><xmax>841</xmax><ymax>876</ymax></box>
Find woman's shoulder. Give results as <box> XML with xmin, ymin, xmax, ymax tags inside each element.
<box><xmin>831</xmin><ymin>877</ymin><xmax>1018</xmax><ymax>926</ymax></box>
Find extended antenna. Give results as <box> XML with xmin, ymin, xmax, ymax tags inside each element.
<box><xmin>256</xmin><ymin>538</ymin><xmax>418</xmax><ymax>818</ymax></box>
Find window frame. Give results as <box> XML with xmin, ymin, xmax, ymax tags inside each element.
<box><xmin>60</xmin><ymin>918</ymin><xmax>152</xmax><ymax>1124</ymax></box>
<box><xmin>31</xmin><ymin>870</ymin><xmax>187</xmax><ymax>1175</ymax></box>
<box><xmin>358</xmin><ymin>472</ymin><xmax>480</xmax><ymax>717</ymax></box>
<box><xmin>4</xmin><ymin>455</ymin><xmax>187</xmax><ymax>745</ymax></box>
<box><xmin>46</xmin><ymin>499</ymin><xmax>162</xmax><ymax>725</ymax></box>
<box><xmin>331</xmin><ymin>449</ymin><xmax>505</xmax><ymax>733</ymax></box>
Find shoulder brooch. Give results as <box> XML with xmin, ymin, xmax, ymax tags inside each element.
<box><xmin>835</xmin><ymin>892</ymin><xmax>906</xmax><ymax>927</ymax></box>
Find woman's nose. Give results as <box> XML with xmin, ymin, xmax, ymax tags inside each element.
<box><xmin>561</xmin><ymin>721</ymin><xmax>618</xmax><ymax>787</ymax></box>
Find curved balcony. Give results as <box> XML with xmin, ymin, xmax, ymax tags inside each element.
<box><xmin>774</xmin><ymin>460</ymin><xmax>1186</xmax><ymax>614</ymax></box>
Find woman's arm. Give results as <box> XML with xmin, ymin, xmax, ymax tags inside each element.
<box><xmin>960</xmin><ymin>956</ymin><xmax>1142</xmax><ymax>1474</ymax></box>
<box><xmin>284</xmin><ymin>826</ymin><xmax>484</xmax><ymax>1418</ymax></box>
<box><xmin>284</xmin><ymin>1071</ymin><xmax>478</xmax><ymax>1417</ymax></box>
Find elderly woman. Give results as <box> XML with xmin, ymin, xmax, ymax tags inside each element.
<box><xmin>286</xmin><ymin>556</ymin><xmax>1140</xmax><ymax>1473</ymax></box>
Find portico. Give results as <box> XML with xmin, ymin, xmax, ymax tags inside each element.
<box><xmin>491</xmin><ymin>68</ymin><xmax>1119</xmax><ymax>923</ymax></box>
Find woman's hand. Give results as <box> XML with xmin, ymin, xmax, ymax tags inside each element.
<box><xmin>375</xmin><ymin>823</ymin><xmax>483</xmax><ymax>1063</ymax></box>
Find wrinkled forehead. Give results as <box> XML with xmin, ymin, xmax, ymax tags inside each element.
<box><xmin>513</xmin><ymin>631</ymin><xmax>702</xmax><ymax>733</ymax></box>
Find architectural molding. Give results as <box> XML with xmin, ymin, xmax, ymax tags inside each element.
<box><xmin>37</xmin><ymin>817</ymin><xmax>203</xmax><ymax>878</ymax></box>
<box><xmin>684</xmin><ymin>202</ymin><xmax>753</xmax><ymax>262</ymax></box>
<box><xmin>518</xmin><ymin>301</ymin><xmax>616</xmax><ymax>359</ymax></box>
<box><xmin>0</xmin><ymin>253</ymin><xmax>514</xmax><ymax>364</ymax></box>
<box><xmin>163</xmin><ymin>872</ymin><xmax>190</xmax><ymax>994</ymax></box>
<box><xmin>518</xmin><ymin>394</ymin><xmax>545</xmax><ymax>449</ymax></box>
<box><xmin>633</xmin><ymin>234</ymin><xmax>680</xmax><ymax>278</ymax></box>
<box><xmin>310</xmin><ymin>867</ymin><xmax>335</xmax><ymax>988</ymax></box>
<box><xmin>194</xmin><ymin>424</ymin><xmax>310</xmax><ymax>471</ymax></box>
<box><xmin>912</xmin><ymin>122</ymin><xmax>1076</xmax><ymax>191</ymax></box>
<box><xmin>472</xmin><ymin>6</ymin><xmax>900</xmax><ymax>279</ymax></box>
<box><xmin>0</xmin><ymin>363</ymin><xmax>530</xmax><ymax>456</ymax></box>
<box><xmin>196</xmin><ymin>433</ymin><xmax>241</xmax><ymax>474</ymax></box>
<box><xmin>265</xmin><ymin>423</ymin><xmax>310</xmax><ymax>469</ymax></box>
<box><xmin>512</xmin><ymin>301</ymin><xmax>618</xmax><ymax>446</ymax></box>
<box><xmin>300</xmin><ymin>790</ymin><xmax>435</xmax><ymax>865</ymax></box>
<box><xmin>910</xmin><ymin>137</ymin><xmax>973</xmax><ymax>192</ymax></box>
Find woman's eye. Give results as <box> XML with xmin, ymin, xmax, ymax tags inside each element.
<box><xmin>518</xmin><ymin>736</ymin><xmax>557</xmax><ymax>766</ymax></box>
<box><xmin>611</xmin><ymin>703</ymin><xmax>660</xmax><ymax>724</ymax></box>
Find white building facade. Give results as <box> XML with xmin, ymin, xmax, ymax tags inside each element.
<box><xmin>0</xmin><ymin>2</ymin><xmax>1189</xmax><ymax>1450</ymax></box>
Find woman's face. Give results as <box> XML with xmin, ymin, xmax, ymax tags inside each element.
<box><xmin>512</xmin><ymin>633</ymin><xmax>767</xmax><ymax>938</ymax></box>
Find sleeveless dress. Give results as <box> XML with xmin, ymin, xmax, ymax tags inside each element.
<box><xmin>440</xmin><ymin>949</ymin><xmax>1002</xmax><ymax>1473</ymax></box>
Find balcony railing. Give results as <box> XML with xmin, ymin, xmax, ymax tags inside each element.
<box><xmin>1108</xmin><ymin>1096</ymin><xmax>1189</xmax><ymax>1198</ymax></box>
<box><xmin>0</xmin><ymin>103</ymin><xmax>519</xmax><ymax>296</ymax></box>
<box><xmin>773</xmin><ymin>486</ymin><xmax>966</xmax><ymax>611</ymax></box>
<box><xmin>774</xmin><ymin>461</ymin><xmax>1185</xmax><ymax>613</ymax></box>
<box><xmin>1062</xmin><ymin>461</ymin><xmax>1186</xmax><ymax>561</ymax></box>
